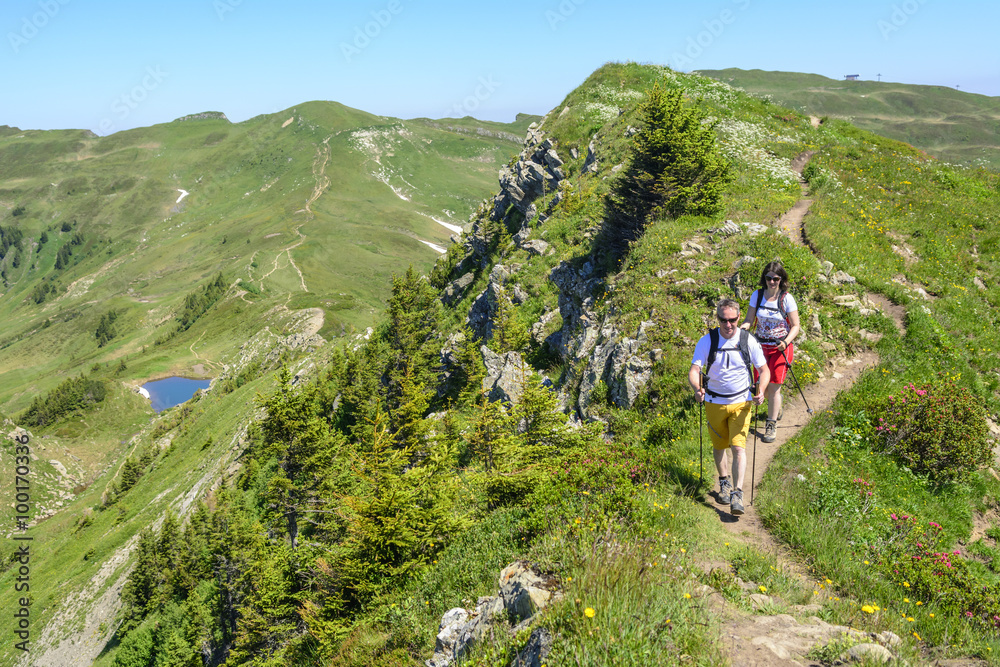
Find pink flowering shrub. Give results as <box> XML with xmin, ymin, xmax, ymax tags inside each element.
<box><xmin>879</xmin><ymin>514</ymin><xmax>1000</xmax><ymax>631</ymax></box>
<box><xmin>869</xmin><ymin>379</ymin><xmax>989</xmax><ymax>482</ymax></box>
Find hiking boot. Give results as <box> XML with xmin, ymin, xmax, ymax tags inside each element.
<box><xmin>730</xmin><ymin>488</ymin><xmax>745</xmax><ymax>516</ymax></box>
<box><xmin>762</xmin><ymin>420</ymin><xmax>777</xmax><ymax>443</ymax></box>
<box><xmin>717</xmin><ymin>477</ymin><xmax>733</xmax><ymax>505</ymax></box>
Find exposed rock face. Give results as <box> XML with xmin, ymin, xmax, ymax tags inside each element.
<box><xmin>510</xmin><ymin>627</ymin><xmax>553</xmax><ymax>667</ymax></box>
<box><xmin>426</xmin><ymin>562</ymin><xmax>560</xmax><ymax>667</ymax></box>
<box><xmin>548</xmin><ymin>261</ymin><xmax>656</xmax><ymax>417</ymax></box>
<box><xmin>521</xmin><ymin>239</ymin><xmax>550</xmax><ymax>256</ymax></box>
<box><xmin>490</xmin><ymin>129</ymin><xmax>566</xmax><ymax>223</ymax></box>
<box><xmin>466</xmin><ymin>264</ymin><xmax>517</xmax><ymax>341</ymax></box>
<box><xmin>441</xmin><ymin>272</ymin><xmax>474</xmax><ymax>305</ymax></box>
<box><xmin>548</xmin><ymin>260</ymin><xmax>602</xmax><ymax>361</ymax></box>
<box><xmin>582</xmin><ymin>140</ymin><xmax>598</xmax><ymax>173</ymax></box>
<box><xmin>481</xmin><ymin>346</ymin><xmax>530</xmax><ymax>404</ymax></box>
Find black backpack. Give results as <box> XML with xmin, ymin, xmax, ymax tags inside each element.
<box><xmin>703</xmin><ymin>328</ymin><xmax>756</xmax><ymax>399</ymax></box>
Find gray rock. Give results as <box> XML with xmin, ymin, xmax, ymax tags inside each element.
<box><xmin>522</xmin><ymin>239</ymin><xmax>550</xmax><ymax>256</ymax></box>
<box><xmin>831</xmin><ymin>270</ymin><xmax>856</xmax><ymax>285</ymax></box>
<box><xmin>530</xmin><ymin>309</ymin><xmax>560</xmax><ymax>346</ymax></box>
<box><xmin>543</xmin><ymin>148</ymin><xmax>564</xmax><ymax>169</ymax></box>
<box><xmin>840</xmin><ymin>642</ymin><xmax>893</xmax><ymax>663</ymax></box>
<box><xmin>549</xmin><ymin>261</ymin><xmax>602</xmax><ymax>360</ymax></box>
<box><xmin>481</xmin><ymin>346</ymin><xmax>530</xmax><ymax>404</ymax></box>
<box><xmin>510</xmin><ymin>627</ymin><xmax>553</xmax><ymax>667</ymax></box>
<box><xmin>974</xmin><ymin>276</ymin><xmax>987</xmax><ymax>290</ymax></box>
<box><xmin>610</xmin><ymin>352</ymin><xmax>652</xmax><ymax>408</ymax></box>
<box><xmin>453</xmin><ymin>596</ymin><xmax>505</xmax><ymax>663</ymax></box>
<box><xmin>710</xmin><ymin>219</ymin><xmax>741</xmax><ymax>237</ymax></box>
<box><xmin>734</xmin><ymin>255</ymin><xmax>757</xmax><ymax>269</ymax></box>
<box><xmin>511</xmin><ymin>284</ymin><xmax>529</xmax><ymax>305</ymax></box>
<box><xmin>876</xmin><ymin>630</ymin><xmax>901</xmax><ymax>647</ymax></box>
<box><xmin>499</xmin><ymin>562</ymin><xmax>553</xmax><ymax>623</ymax></box>
<box><xmin>858</xmin><ymin>329</ymin><xmax>882</xmax><ymax>343</ymax></box>
<box><xmin>809</xmin><ymin>312</ymin><xmax>822</xmax><ymax>335</ymax></box>
<box><xmin>821</xmin><ymin>260</ymin><xmax>835</xmax><ymax>275</ymax></box>
<box><xmin>442</xmin><ymin>272</ymin><xmax>475</xmax><ymax>305</ymax></box>
<box><xmin>466</xmin><ymin>287</ymin><xmax>496</xmax><ymax>341</ymax></box>
<box><xmin>570</xmin><ymin>147</ymin><xmax>579</xmax><ymax>159</ymax></box>
<box><xmin>583</xmin><ymin>141</ymin><xmax>598</xmax><ymax>173</ymax></box>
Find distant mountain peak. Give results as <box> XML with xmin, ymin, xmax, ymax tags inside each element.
<box><xmin>174</xmin><ymin>111</ymin><xmax>230</xmax><ymax>123</ymax></box>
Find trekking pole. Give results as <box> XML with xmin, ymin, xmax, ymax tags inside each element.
<box><xmin>780</xmin><ymin>348</ymin><xmax>814</xmax><ymax>415</ymax></box>
<box><xmin>751</xmin><ymin>391</ymin><xmax>759</xmax><ymax>505</ymax></box>
<box><xmin>699</xmin><ymin>398</ymin><xmax>704</xmax><ymax>491</ymax></box>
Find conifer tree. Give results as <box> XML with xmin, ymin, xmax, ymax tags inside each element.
<box><xmin>386</xmin><ymin>266</ymin><xmax>441</xmax><ymax>398</ymax></box>
<box><xmin>603</xmin><ymin>83</ymin><xmax>731</xmax><ymax>254</ymax></box>
<box><xmin>489</xmin><ymin>284</ymin><xmax>529</xmax><ymax>354</ymax></box>
<box><xmin>257</xmin><ymin>369</ymin><xmax>341</xmax><ymax>549</ymax></box>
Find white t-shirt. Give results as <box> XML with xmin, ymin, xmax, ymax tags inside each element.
<box><xmin>749</xmin><ymin>290</ymin><xmax>798</xmax><ymax>344</ymax></box>
<box><xmin>691</xmin><ymin>331</ymin><xmax>766</xmax><ymax>404</ymax></box>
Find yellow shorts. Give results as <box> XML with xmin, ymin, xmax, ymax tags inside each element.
<box><xmin>705</xmin><ymin>401</ymin><xmax>752</xmax><ymax>450</ymax></box>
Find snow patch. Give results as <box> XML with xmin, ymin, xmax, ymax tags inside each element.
<box><xmin>419</xmin><ymin>240</ymin><xmax>446</xmax><ymax>254</ymax></box>
<box><xmin>418</xmin><ymin>212</ymin><xmax>463</xmax><ymax>234</ymax></box>
<box><xmin>176</xmin><ymin>189</ymin><xmax>189</xmax><ymax>203</ymax></box>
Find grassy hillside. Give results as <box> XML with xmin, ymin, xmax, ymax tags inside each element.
<box><xmin>698</xmin><ymin>68</ymin><xmax>1000</xmax><ymax>169</ymax></box>
<box><xmin>0</xmin><ymin>102</ymin><xmax>534</xmax><ymax>497</ymax></box>
<box><xmin>4</xmin><ymin>64</ymin><xmax>1000</xmax><ymax>666</ymax></box>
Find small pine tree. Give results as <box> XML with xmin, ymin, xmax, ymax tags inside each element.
<box><xmin>489</xmin><ymin>284</ymin><xmax>529</xmax><ymax>354</ymax></box>
<box><xmin>603</xmin><ymin>83</ymin><xmax>731</xmax><ymax>254</ymax></box>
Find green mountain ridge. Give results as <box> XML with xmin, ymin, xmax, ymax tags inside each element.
<box><xmin>2</xmin><ymin>65</ymin><xmax>1000</xmax><ymax>666</ymax></box>
<box><xmin>697</xmin><ymin>67</ymin><xmax>1000</xmax><ymax>168</ymax></box>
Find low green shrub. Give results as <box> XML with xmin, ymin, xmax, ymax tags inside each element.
<box><xmin>878</xmin><ymin>514</ymin><xmax>1000</xmax><ymax>633</ymax></box>
<box><xmin>868</xmin><ymin>379</ymin><xmax>990</xmax><ymax>483</ymax></box>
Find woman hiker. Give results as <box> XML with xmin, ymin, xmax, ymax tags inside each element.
<box><xmin>740</xmin><ymin>261</ymin><xmax>801</xmax><ymax>444</ymax></box>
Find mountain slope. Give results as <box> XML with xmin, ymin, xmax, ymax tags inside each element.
<box><xmin>697</xmin><ymin>68</ymin><xmax>1000</xmax><ymax>168</ymax></box>
<box><xmin>4</xmin><ymin>64</ymin><xmax>1000</xmax><ymax>666</ymax></box>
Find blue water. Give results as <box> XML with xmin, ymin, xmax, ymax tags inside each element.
<box><xmin>142</xmin><ymin>377</ymin><xmax>212</xmax><ymax>412</ymax></box>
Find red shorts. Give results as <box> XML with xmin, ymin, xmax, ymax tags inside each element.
<box><xmin>762</xmin><ymin>343</ymin><xmax>793</xmax><ymax>385</ymax></box>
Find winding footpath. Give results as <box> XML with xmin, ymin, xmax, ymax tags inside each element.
<box><xmin>706</xmin><ymin>151</ymin><xmax>939</xmax><ymax>667</ymax></box>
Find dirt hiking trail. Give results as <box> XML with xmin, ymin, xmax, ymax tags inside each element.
<box><xmin>694</xmin><ymin>151</ymin><xmax>983</xmax><ymax>666</ymax></box>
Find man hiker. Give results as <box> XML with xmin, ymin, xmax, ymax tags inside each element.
<box><xmin>688</xmin><ymin>299</ymin><xmax>770</xmax><ymax>516</ymax></box>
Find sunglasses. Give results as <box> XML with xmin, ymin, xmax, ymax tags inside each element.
<box><xmin>765</xmin><ymin>275</ymin><xmax>781</xmax><ymax>282</ymax></box>
<box><xmin>717</xmin><ymin>316</ymin><xmax>739</xmax><ymax>324</ymax></box>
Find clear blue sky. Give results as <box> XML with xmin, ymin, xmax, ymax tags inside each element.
<box><xmin>2</xmin><ymin>0</ymin><xmax>998</xmax><ymax>134</ymax></box>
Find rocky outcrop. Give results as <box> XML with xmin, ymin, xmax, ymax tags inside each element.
<box><xmin>441</xmin><ymin>272</ymin><xmax>474</xmax><ymax>305</ymax></box>
<box><xmin>481</xmin><ymin>346</ymin><xmax>530</xmax><ymax>404</ymax></box>
<box><xmin>426</xmin><ymin>561</ymin><xmax>560</xmax><ymax>667</ymax></box>
<box><xmin>582</xmin><ymin>140</ymin><xmax>598</xmax><ymax>174</ymax></box>
<box><xmin>548</xmin><ymin>261</ymin><xmax>656</xmax><ymax>417</ymax></box>
<box><xmin>466</xmin><ymin>264</ymin><xmax>519</xmax><ymax>342</ymax></box>
<box><xmin>489</xmin><ymin>126</ymin><xmax>567</xmax><ymax>225</ymax></box>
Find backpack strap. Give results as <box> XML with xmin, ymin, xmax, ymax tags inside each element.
<box><xmin>703</xmin><ymin>328</ymin><xmax>757</xmax><ymax>399</ymax></box>
<box><xmin>737</xmin><ymin>328</ymin><xmax>756</xmax><ymax>393</ymax></box>
<box><xmin>704</xmin><ymin>328</ymin><xmax>720</xmax><ymax>378</ymax></box>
